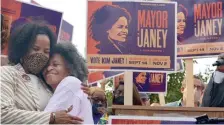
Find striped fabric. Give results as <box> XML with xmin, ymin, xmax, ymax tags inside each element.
<box><xmin>1</xmin><ymin>64</ymin><xmax>51</xmax><ymax>124</ymax></box>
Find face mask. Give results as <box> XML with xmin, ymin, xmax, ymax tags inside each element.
<box><xmin>92</xmin><ymin>103</ymin><xmax>102</xmax><ymax>115</ymax></box>
<box><xmin>113</xmin><ymin>96</ymin><xmax>124</xmax><ymax>105</ymax></box>
<box><xmin>22</xmin><ymin>53</ymin><xmax>49</xmax><ymax>74</ymax></box>
<box><xmin>213</xmin><ymin>71</ymin><xmax>224</xmax><ymax>84</ymax></box>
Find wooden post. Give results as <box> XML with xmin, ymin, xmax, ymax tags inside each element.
<box><xmin>159</xmin><ymin>93</ymin><xmax>165</xmax><ymax>106</ymax></box>
<box><xmin>124</xmin><ymin>71</ymin><xmax>133</xmax><ymax>105</ymax></box>
<box><xmin>184</xmin><ymin>59</ymin><xmax>194</xmax><ymax>107</ymax></box>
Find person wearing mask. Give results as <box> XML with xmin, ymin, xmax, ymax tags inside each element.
<box><xmin>113</xmin><ymin>79</ymin><xmax>142</xmax><ymax>105</ymax></box>
<box><xmin>0</xmin><ymin>22</ymin><xmax>87</xmax><ymax>124</ymax></box>
<box><xmin>140</xmin><ymin>93</ymin><xmax>150</xmax><ymax>106</ymax></box>
<box><xmin>165</xmin><ymin>75</ymin><xmax>205</xmax><ymax>107</ymax></box>
<box><xmin>202</xmin><ymin>53</ymin><xmax>224</xmax><ymax>107</ymax></box>
<box><xmin>43</xmin><ymin>42</ymin><xmax>93</xmax><ymax>124</ymax></box>
<box><xmin>89</xmin><ymin>87</ymin><xmax>107</xmax><ymax>124</ymax></box>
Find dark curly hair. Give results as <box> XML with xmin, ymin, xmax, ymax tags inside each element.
<box><xmin>8</xmin><ymin>22</ymin><xmax>56</xmax><ymax>64</ymax></box>
<box><xmin>178</xmin><ymin>4</ymin><xmax>188</xmax><ymax>17</ymax></box>
<box><xmin>88</xmin><ymin>5</ymin><xmax>131</xmax><ymax>42</ymax></box>
<box><xmin>52</xmin><ymin>42</ymin><xmax>88</xmax><ymax>82</ymax></box>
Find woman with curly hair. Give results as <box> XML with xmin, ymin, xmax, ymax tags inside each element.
<box><xmin>44</xmin><ymin>42</ymin><xmax>94</xmax><ymax>124</ymax></box>
<box><xmin>89</xmin><ymin>5</ymin><xmax>132</xmax><ymax>54</ymax></box>
<box><xmin>1</xmin><ymin>22</ymin><xmax>84</xmax><ymax>124</ymax></box>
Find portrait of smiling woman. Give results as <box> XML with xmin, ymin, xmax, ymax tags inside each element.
<box><xmin>89</xmin><ymin>5</ymin><xmax>132</xmax><ymax>54</ymax></box>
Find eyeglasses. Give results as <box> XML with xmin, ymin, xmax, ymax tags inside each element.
<box><xmin>194</xmin><ymin>85</ymin><xmax>203</xmax><ymax>91</ymax></box>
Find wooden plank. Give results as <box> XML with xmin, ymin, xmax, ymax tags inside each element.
<box><xmin>159</xmin><ymin>93</ymin><xmax>165</xmax><ymax>106</ymax></box>
<box><xmin>184</xmin><ymin>59</ymin><xmax>194</xmax><ymax>107</ymax></box>
<box><xmin>124</xmin><ymin>71</ymin><xmax>133</xmax><ymax>105</ymax></box>
<box><xmin>112</xmin><ymin>105</ymin><xmax>224</xmax><ymax>118</ymax></box>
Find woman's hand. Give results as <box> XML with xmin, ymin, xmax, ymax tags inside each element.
<box><xmin>50</xmin><ymin>105</ymin><xmax>83</xmax><ymax>124</ymax></box>
<box><xmin>81</xmin><ymin>83</ymin><xmax>90</xmax><ymax>96</ymax></box>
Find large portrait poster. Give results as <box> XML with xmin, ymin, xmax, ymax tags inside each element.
<box><xmin>133</xmin><ymin>72</ymin><xmax>167</xmax><ymax>93</ymax></box>
<box><xmin>174</xmin><ymin>0</ymin><xmax>224</xmax><ymax>58</ymax></box>
<box><xmin>87</xmin><ymin>0</ymin><xmax>177</xmax><ymax>72</ymax></box>
<box><xmin>1</xmin><ymin>0</ymin><xmax>63</xmax><ymax>55</ymax></box>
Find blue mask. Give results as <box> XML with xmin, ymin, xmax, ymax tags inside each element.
<box><xmin>92</xmin><ymin>103</ymin><xmax>102</xmax><ymax>115</ymax></box>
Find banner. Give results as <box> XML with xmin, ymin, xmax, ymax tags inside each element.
<box><xmin>133</xmin><ymin>72</ymin><xmax>167</xmax><ymax>93</ymax></box>
<box><xmin>1</xmin><ymin>0</ymin><xmax>63</xmax><ymax>55</ymax></box>
<box><xmin>87</xmin><ymin>0</ymin><xmax>177</xmax><ymax>72</ymax></box>
<box><xmin>174</xmin><ymin>0</ymin><xmax>224</xmax><ymax>58</ymax></box>
<box><xmin>108</xmin><ymin>116</ymin><xmax>196</xmax><ymax>124</ymax></box>
<box><xmin>88</xmin><ymin>71</ymin><xmax>124</xmax><ymax>84</ymax></box>
<box><xmin>30</xmin><ymin>0</ymin><xmax>74</xmax><ymax>43</ymax></box>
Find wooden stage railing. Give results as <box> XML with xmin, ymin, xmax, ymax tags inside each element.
<box><xmin>112</xmin><ymin>105</ymin><xmax>224</xmax><ymax>118</ymax></box>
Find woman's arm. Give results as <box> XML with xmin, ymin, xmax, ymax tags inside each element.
<box><xmin>1</xmin><ymin>67</ymin><xmax>51</xmax><ymax>124</ymax></box>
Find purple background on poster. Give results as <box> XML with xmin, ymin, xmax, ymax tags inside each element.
<box><xmin>20</xmin><ymin>2</ymin><xmax>62</xmax><ymax>37</ymax></box>
<box><xmin>173</xmin><ymin>0</ymin><xmax>224</xmax><ymax>57</ymax></box>
<box><xmin>113</xmin><ymin>2</ymin><xmax>176</xmax><ymax>71</ymax></box>
<box><xmin>60</xmin><ymin>20</ymin><xmax>73</xmax><ymax>42</ymax></box>
<box><xmin>133</xmin><ymin>72</ymin><xmax>166</xmax><ymax>93</ymax></box>
<box><xmin>91</xmin><ymin>2</ymin><xmax>176</xmax><ymax>71</ymax></box>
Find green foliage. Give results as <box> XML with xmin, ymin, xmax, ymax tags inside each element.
<box><xmin>105</xmin><ymin>78</ymin><xmax>114</xmax><ymax>106</ymax></box>
<box><xmin>165</xmin><ymin>72</ymin><xmax>185</xmax><ymax>103</ymax></box>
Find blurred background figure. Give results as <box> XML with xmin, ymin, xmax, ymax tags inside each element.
<box><xmin>165</xmin><ymin>75</ymin><xmax>205</xmax><ymax>107</ymax></box>
<box><xmin>89</xmin><ymin>87</ymin><xmax>107</xmax><ymax>124</ymax></box>
<box><xmin>113</xmin><ymin>76</ymin><xmax>142</xmax><ymax>105</ymax></box>
<box><xmin>202</xmin><ymin>53</ymin><xmax>224</xmax><ymax>107</ymax></box>
<box><xmin>139</xmin><ymin>93</ymin><xmax>150</xmax><ymax>106</ymax></box>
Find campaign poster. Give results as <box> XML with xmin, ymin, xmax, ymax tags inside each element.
<box><xmin>87</xmin><ymin>0</ymin><xmax>177</xmax><ymax>72</ymax></box>
<box><xmin>1</xmin><ymin>0</ymin><xmax>63</xmax><ymax>55</ymax></box>
<box><xmin>31</xmin><ymin>0</ymin><xmax>74</xmax><ymax>43</ymax></box>
<box><xmin>108</xmin><ymin>116</ymin><xmax>196</xmax><ymax>124</ymax></box>
<box><xmin>88</xmin><ymin>71</ymin><xmax>124</xmax><ymax>84</ymax></box>
<box><xmin>60</xmin><ymin>20</ymin><xmax>73</xmax><ymax>42</ymax></box>
<box><xmin>174</xmin><ymin>0</ymin><xmax>224</xmax><ymax>58</ymax></box>
<box><xmin>133</xmin><ymin>72</ymin><xmax>167</xmax><ymax>93</ymax></box>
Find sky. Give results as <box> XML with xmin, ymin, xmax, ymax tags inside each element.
<box><xmin>20</xmin><ymin>0</ymin><xmax>218</xmax><ymax>78</ymax></box>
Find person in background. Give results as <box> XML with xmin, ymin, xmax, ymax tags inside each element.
<box><xmin>113</xmin><ymin>80</ymin><xmax>142</xmax><ymax>105</ymax></box>
<box><xmin>165</xmin><ymin>75</ymin><xmax>205</xmax><ymax>107</ymax></box>
<box><xmin>89</xmin><ymin>87</ymin><xmax>107</xmax><ymax>124</ymax></box>
<box><xmin>1</xmin><ymin>22</ymin><xmax>84</xmax><ymax>124</ymax></box>
<box><xmin>44</xmin><ymin>42</ymin><xmax>93</xmax><ymax>124</ymax></box>
<box><xmin>140</xmin><ymin>93</ymin><xmax>150</xmax><ymax>106</ymax></box>
<box><xmin>202</xmin><ymin>53</ymin><xmax>224</xmax><ymax>107</ymax></box>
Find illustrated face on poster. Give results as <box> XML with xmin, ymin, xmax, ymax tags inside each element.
<box><xmin>174</xmin><ymin>0</ymin><xmax>224</xmax><ymax>58</ymax></box>
<box><xmin>87</xmin><ymin>1</ymin><xmax>176</xmax><ymax>72</ymax></box>
<box><xmin>133</xmin><ymin>72</ymin><xmax>167</xmax><ymax>93</ymax></box>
